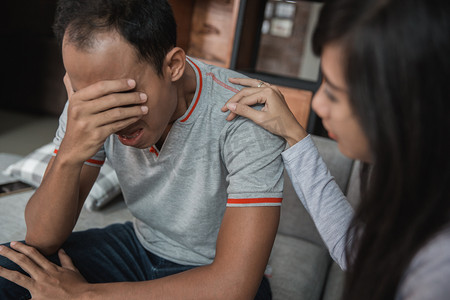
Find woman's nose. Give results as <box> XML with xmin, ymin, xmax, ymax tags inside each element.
<box><xmin>311</xmin><ymin>85</ymin><xmax>329</xmax><ymax>119</ymax></box>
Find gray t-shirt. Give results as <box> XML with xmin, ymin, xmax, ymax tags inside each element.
<box><xmin>54</xmin><ymin>57</ymin><xmax>285</xmax><ymax>266</ymax></box>
<box><xmin>282</xmin><ymin>135</ymin><xmax>450</xmax><ymax>299</ymax></box>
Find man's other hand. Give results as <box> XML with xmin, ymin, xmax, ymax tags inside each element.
<box><xmin>0</xmin><ymin>242</ymin><xmax>89</xmax><ymax>299</ymax></box>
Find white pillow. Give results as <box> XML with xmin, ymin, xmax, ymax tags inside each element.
<box><xmin>3</xmin><ymin>143</ymin><xmax>121</xmax><ymax>211</ymax></box>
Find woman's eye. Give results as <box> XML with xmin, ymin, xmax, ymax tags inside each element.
<box><xmin>324</xmin><ymin>85</ymin><xmax>338</xmax><ymax>102</ymax></box>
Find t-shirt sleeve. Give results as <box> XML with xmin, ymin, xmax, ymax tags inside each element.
<box><xmin>222</xmin><ymin>117</ymin><xmax>286</xmax><ymax>207</ymax></box>
<box><xmin>52</xmin><ymin>101</ymin><xmax>106</xmax><ymax>167</ymax></box>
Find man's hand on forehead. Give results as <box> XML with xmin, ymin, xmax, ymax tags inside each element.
<box><xmin>64</xmin><ymin>73</ymin><xmax>139</xmax><ymax>96</ymax></box>
<box><xmin>57</xmin><ymin>74</ymin><xmax>149</xmax><ymax>164</ymax></box>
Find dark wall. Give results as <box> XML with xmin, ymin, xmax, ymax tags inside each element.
<box><xmin>1</xmin><ymin>0</ymin><xmax>66</xmax><ymax>116</ymax></box>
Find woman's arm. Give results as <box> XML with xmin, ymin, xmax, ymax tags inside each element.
<box><xmin>223</xmin><ymin>78</ymin><xmax>354</xmax><ymax>269</ymax></box>
<box><xmin>282</xmin><ymin>135</ymin><xmax>353</xmax><ymax>269</ymax></box>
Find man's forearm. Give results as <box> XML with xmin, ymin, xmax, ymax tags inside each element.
<box><xmin>24</xmin><ymin>155</ymin><xmax>87</xmax><ymax>255</ymax></box>
<box><xmin>84</xmin><ymin>207</ymin><xmax>278</xmax><ymax>300</ymax></box>
<box><xmin>84</xmin><ymin>263</ymin><xmax>258</xmax><ymax>300</ymax></box>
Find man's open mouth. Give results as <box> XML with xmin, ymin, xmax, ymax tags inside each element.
<box><xmin>116</xmin><ymin>128</ymin><xmax>144</xmax><ymax>144</ymax></box>
<box><xmin>119</xmin><ymin>130</ymin><xmax>141</xmax><ymax>139</ymax></box>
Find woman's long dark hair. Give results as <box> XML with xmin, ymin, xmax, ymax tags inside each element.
<box><xmin>313</xmin><ymin>0</ymin><xmax>450</xmax><ymax>298</ymax></box>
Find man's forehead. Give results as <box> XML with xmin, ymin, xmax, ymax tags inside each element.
<box><xmin>63</xmin><ymin>29</ymin><xmax>133</xmax><ymax>53</ymax></box>
<box><xmin>63</xmin><ymin>48</ymin><xmax>139</xmax><ymax>91</ymax></box>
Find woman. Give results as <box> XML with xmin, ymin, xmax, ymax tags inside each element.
<box><xmin>222</xmin><ymin>0</ymin><xmax>450</xmax><ymax>299</ymax></box>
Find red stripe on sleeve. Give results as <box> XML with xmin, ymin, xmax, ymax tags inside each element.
<box><xmin>53</xmin><ymin>149</ymin><xmax>105</xmax><ymax>166</ymax></box>
<box><xmin>227</xmin><ymin>198</ymin><xmax>283</xmax><ymax>205</ymax></box>
<box><xmin>86</xmin><ymin>158</ymin><xmax>105</xmax><ymax>166</ymax></box>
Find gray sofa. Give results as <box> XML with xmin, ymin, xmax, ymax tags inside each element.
<box><xmin>268</xmin><ymin>137</ymin><xmax>361</xmax><ymax>300</ymax></box>
<box><xmin>0</xmin><ymin>110</ymin><xmax>360</xmax><ymax>299</ymax></box>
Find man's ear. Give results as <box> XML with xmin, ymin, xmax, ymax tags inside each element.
<box><xmin>165</xmin><ymin>47</ymin><xmax>186</xmax><ymax>82</ymax></box>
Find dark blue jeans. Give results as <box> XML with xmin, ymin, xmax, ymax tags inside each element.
<box><xmin>0</xmin><ymin>222</ymin><xmax>271</xmax><ymax>299</ymax></box>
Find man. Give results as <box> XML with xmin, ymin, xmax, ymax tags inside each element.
<box><xmin>0</xmin><ymin>0</ymin><xmax>285</xmax><ymax>298</ymax></box>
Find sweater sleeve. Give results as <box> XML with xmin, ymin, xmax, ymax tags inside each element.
<box><xmin>395</xmin><ymin>227</ymin><xmax>450</xmax><ymax>300</ymax></box>
<box><xmin>281</xmin><ymin>135</ymin><xmax>354</xmax><ymax>270</ymax></box>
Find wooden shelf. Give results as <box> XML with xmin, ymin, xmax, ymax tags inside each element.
<box><xmin>277</xmin><ymin>86</ymin><xmax>312</xmax><ymax>129</ymax></box>
<box><xmin>170</xmin><ymin>0</ymin><xmax>240</xmax><ymax>68</ymax></box>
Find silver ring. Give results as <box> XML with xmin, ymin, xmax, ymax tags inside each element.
<box><xmin>257</xmin><ymin>81</ymin><xmax>265</xmax><ymax>88</ymax></box>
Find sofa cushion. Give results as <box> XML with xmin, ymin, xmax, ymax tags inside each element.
<box><xmin>0</xmin><ymin>153</ymin><xmax>22</xmax><ymax>184</ymax></box>
<box><xmin>322</xmin><ymin>262</ymin><xmax>345</xmax><ymax>300</ymax></box>
<box><xmin>279</xmin><ymin>171</ymin><xmax>324</xmax><ymax>245</ymax></box>
<box><xmin>2</xmin><ymin>143</ymin><xmax>121</xmax><ymax>211</ymax></box>
<box><xmin>0</xmin><ymin>184</ymin><xmax>132</xmax><ymax>244</ymax></box>
<box><xmin>268</xmin><ymin>233</ymin><xmax>331</xmax><ymax>300</ymax></box>
<box><xmin>344</xmin><ymin>160</ymin><xmax>361</xmax><ymax>209</ymax></box>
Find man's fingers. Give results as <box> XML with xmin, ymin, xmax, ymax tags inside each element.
<box><xmin>72</xmin><ymin>78</ymin><xmax>137</xmax><ymax>101</ymax></box>
<box><xmin>103</xmin><ymin>116</ymin><xmax>143</xmax><ymax>136</ymax></box>
<box><xmin>93</xmin><ymin>91</ymin><xmax>148</xmax><ymax>113</ymax></box>
<box><xmin>0</xmin><ymin>265</ymin><xmax>33</xmax><ymax>290</ymax></box>
<box><xmin>9</xmin><ymin>242</ymin><xmax>55</xmax><ymax>272</ymax></box>
<box><xmin>0</xmin><ymin>244</ymin><xmax>43</xmax><ymax>279</ymax></box>
<box><xmin>63</xmin><ymin>73</ymin><xmax>75</xmax><ymax>98</ymax></box>
<box><xmin>58</xmin><ymin>249</ymin><xmax>78</xmax><ymax>273</ymax></box>
<box><xmin>97</xmin><ymin>105</ymin><xmax>148</xmax><ymax>127</ymax></box>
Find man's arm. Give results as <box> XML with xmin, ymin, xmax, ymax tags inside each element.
<box><xmin>24</xmin><ymin>157</ymin><xmax>100</xmax><ymax>255</ymax></box>
<box><xmin>24</xmin><ymin>75</ymin><xmax>149</xmax><ymax>255</ymax></box>
<box><xmin>87</xmin><ymin>206</ymin><xmax>279</xmax><ymax>299</ymax></box>
<box><xmin>0</xmin><ymin>205</ymin><xmax>280</xmax><ymax>299</ymax></box>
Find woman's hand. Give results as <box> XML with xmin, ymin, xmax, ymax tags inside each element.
<box><xmin>222</xmin><ymin>78</ymin><xmax>307</xmax><ymax>146</ymax></box>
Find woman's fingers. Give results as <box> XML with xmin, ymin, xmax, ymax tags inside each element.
<box><xmin>226</xmin><ymin>102</ymin><xmax>264</xmax><ymax>122</ymax></box>
<box><xmin>224</xmin><ymin>77</ymin><xmax>307</xmax><ymax>144</ymax></box>
<box><xmin>222</xmin><ymin>87</ymin><xmax>268</xmax><ymax>112</ymax></box>
<box><xmin>224</xmin><ymin>88</ymin><xmax>274</xmax><ymax>121</ymax></box>
<box><xmin>228</xmin><ymin>77</ymin><xmax>268</xmax><ymax>87</ymax></box>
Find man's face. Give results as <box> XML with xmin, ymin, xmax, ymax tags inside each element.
<box><xmin>62</xmin><ymin>30</ymin><xmax>179</xmax><ymax>149</ymax></box>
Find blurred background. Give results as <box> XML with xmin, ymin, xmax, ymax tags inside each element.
<box><xmin>0</xmin><ymin>0</ymin><xmax>326</xmax><ymax>155</ymax></box>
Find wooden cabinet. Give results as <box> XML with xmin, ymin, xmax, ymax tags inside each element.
<box><xmin>170</xmin><ymin>0</ymin><xmax>240</xmax><ymax>68</ymax></box>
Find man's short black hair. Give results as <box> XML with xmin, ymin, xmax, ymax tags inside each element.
<box><xmin>53</xmin><ymin>0</ymin><xmax>177</xmax><ymax>75</ymax></box>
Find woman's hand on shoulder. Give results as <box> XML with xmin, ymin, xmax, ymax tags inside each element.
<box><xmin>222</xmin><ymin>77</ymin><xmax>307</xmax><ymax>146</ymax></box>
